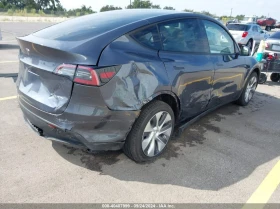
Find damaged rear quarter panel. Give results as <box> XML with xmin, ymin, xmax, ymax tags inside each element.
<box><xmin>98</xmin><ymin>35</ymin><xmax>171</xmax><ymax>111</ymax></box>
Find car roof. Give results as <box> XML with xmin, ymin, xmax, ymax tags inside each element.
<box><xmin>21</xmin><ymin>9</ymin><xmax>221</xmax><ymax>65</ymax></box>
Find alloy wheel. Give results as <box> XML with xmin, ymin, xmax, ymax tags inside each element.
<box><xmin>245</xmin><ymin>76</ymin><xmax>257</xmax><ymax>103</ymax></box>
<box><xmin>141</xmin><ymin>111</ymin><xmax>173</xmax><ymax>157</ymax></box>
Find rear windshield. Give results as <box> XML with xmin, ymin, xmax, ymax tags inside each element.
<box><xmin>33</xmin><ymin>12</ymin><xmax>145</xmax><ymax>41</ymax></box>
<box><xmin>227</xmin><ymin>24</ymin><xmax>250</xmax><ymax>31</ymax></box>
<box><xmin>270</xmin><ymin>32</ymin><xmax>280</xmax><ymax>39</ymax></box>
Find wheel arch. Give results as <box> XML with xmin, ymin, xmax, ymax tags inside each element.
<box><xmin>244</xmin><ymin>67</ymin><xmax>260</xmax><ymax>87</ymax></box>
<box><xmin>252</xmin><ymin>67</ymin><xmax>260</xmax><ymax>79</ymax></box>
<box><xmin>141</xmin><ymin>91</ymin><xmax>181</xmax><ymax>123</ymax></box>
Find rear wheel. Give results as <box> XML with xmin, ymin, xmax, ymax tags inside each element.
<box><xmin>270</xmin><ymin>73</ymin><xmax>280</xmax><ymax>82</ymax></box>
<box><xmin>236</xmin><ymin>72</ymin><xmax>258</xmax><ymax>106</ymax></box>
<box><xmin>123</xmin><ymin>100</ymin><xmax>175</xmax><ymax>163</ymax></box>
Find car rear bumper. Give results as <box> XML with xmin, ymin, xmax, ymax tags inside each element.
<box><xmin>18</xmin><ymin>84</ymin><xmax>140</xmax><ymax>151</ymax></box>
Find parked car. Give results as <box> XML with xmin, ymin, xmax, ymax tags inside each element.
<box><xmin>16</xmin><ymin>10</ymin><xmax>260</xmax><ymax>162</ymax></box>
<box><xmin>264</xmin><ymin>31</ymin><xmax>280</xmax><ymax>58</ymax></box>
<box><xmin>257</xmin><ymin>17</ymin><xmax>277</xmax><ymax>31</ymax></box>
<box><xmin>227</xmin><ymin>23</ymin><xmax>267</xmax><ymax>49</ymax></box>
<box><xmin>226</xmin><ymin>19</ymin><xmax>239</xmax><ymax>26</ymax></box>
<box><xmin>257</xmin><ymin>17</ymin><xmax>276</xmax><ymax>26</ymax></box>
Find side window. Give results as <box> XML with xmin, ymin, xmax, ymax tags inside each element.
<box><xmin>252</xmin><ymin>26</ymin><xmax>258</xmax><ymax>32</ymax></box>
<box><xmin>257</xmin><ymin>26</ymin><xmax>262</xmax><ymax>32</ymax></box>
<box><xmin>202</xmin><ymin>20</ymin><xmax>235</xmax><ymax>54</ymax></box>
<box><xmin>130</xmin><ymin>25</ymin><xmax>161</xmax><ymax>50</ymax></box>
<box><xmin>158</xmin><ymin>18</ymin><xmax>210</xmax><ymax>53</ymax></box>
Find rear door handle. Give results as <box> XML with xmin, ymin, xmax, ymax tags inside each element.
<box><xmin>216</xmin><ymin>63</ymin><xmax>224</xmax><ymax>66</ymax></box>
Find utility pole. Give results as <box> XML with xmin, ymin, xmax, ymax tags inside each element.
<box><xmin>130</xmin><ymin>0</ymin><xmax>131</xmax><ymax>8</ymax></box>
<box><xmin>230</xmin><ymin>8</ymin><xmax>233</xmax><ymax>18</ymax></box>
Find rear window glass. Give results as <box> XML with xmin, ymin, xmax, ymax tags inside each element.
<box><xmin>270</xmin><ymin>32</ymin><xmax>280</xmax><ymax>39</ymax></box>
<box><xmin>130</xmin><ymin>25</ymin><xmax>161</xmax><ymax>50</ymax></box>
<box><xmin>33</xmin><ymin>12</ymin><xmax>146</xmax><ymax>41</ymax></box>
<box><xmin>227</xmin><ymin>24</ymin><xmax>250</xmax><ymax>31</ymax></box>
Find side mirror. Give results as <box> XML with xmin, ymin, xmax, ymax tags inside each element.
<box><xmin>260</xmin><ymin>30</ymin><xmax>264</xmax><ymax>33</ymax></box>
<box><xmin>240</xmin><ymin>45</ymin><xmax>250</xmax><ymax>56</ymax></box>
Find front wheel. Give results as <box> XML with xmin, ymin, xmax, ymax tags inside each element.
<box><xmin>123</xmin><ymin>100</ymin><xmax>175</xmax><ymax>163</ymax></box>
<box><xmin>236</xmin><ymin>72</ymin><xmax>258</xmax><ymax>106</ymax></box>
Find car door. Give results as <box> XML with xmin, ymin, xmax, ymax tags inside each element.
<box><xmin>158</xmin><ymin>18</ymin><xmax>215</xmax><ymax>121</ymax></box>
<box><xmin>257</xmin><ymin>26</ymin><xmax>265</xmax><ymax>40</ymax></box>
<box><xmin>252</xmin><ymin>25</ymin><xmax>260</xmax><ymax>42</ymax></box>
<box><xmin>201</xmin><ymin>19</ymin><xmax>248</xmax><ymax>107</ymax></box>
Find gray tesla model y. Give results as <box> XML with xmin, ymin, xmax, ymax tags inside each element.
<box><xmin>16</xmin><ymin>9</ymin><xmax>260</xmax><ymax>162</ymax></box>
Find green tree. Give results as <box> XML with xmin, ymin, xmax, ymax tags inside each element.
<box><xmin>200</xmin><ymin>10</ymin><xmax>215</xmax><ymax>17</ymax></box>
<box><xmin>126</xmin><ymin>0</ymin><xmax>153</xmax><ymax>9</ymax></box>
<box><xmin>100</xmin><ymin>5</ymin><xmax>122</xmax><ymax>12</ymax></box>
<box><xmin>151</xmin><ymin>4</ymin><xmax>160</xmax><ymax>9</ymax></box>
<box><xmin>0</xmin><ymin>0</ymin><xmax>64</xmax><ymax>10</ymax></box>
<box><xmin>235</xmin><ymin>14</ymin><xmax>245</xmax><ymax>21</ymax></box>
<box><xmin>0</xmin><ymin>0</ymin><xmax>25</xmax><ymax>9</ymax></box>
<box><xmin>184</xmin><ymin>9</ymin><xmax>194</xmax><ymax>12</ymax></box>
<box><xmin>67</xmin><ymin>5</ymin><xmax>96</xmax><ymax>17</ymax></box>
<box><xmin>163</xmin><ymin>6</ymin><xmax>175</xmax><ymax>10</ymax></box>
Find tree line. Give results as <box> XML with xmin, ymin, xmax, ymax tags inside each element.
<box><xmin>0</xmin><ymin>0</ymin><xmax>264</xmax><ymax>20</ymax></box>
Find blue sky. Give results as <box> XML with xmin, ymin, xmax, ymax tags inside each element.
<box><xmin>60</xmin><ymin>0</ymin><xmax>280</xmax><ymax>20</ymax></box>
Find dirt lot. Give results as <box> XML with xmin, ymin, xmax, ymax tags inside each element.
<box><xmin>0</xmin><ymin>22</ymin><xmax>279</xmax><ymax>204</ymax></box>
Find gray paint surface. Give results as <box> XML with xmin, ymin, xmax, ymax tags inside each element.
<box><xmin>15</xmin><ymin>10</ymin><xmax>260</xmax><ymax>151</ymax></box>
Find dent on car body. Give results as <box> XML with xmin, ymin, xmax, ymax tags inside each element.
<box><xmin>98</xmin><ymin>35</ymin><xmax>170</xmax><ymax>111</ymax></box>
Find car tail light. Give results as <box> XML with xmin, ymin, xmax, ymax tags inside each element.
<box><xmin>242</xmin><ymin>32</ymin><xmax>248</xmax><ymax>38</ymax></box>
<box><xmin>55</xmin><ymin>64</ymin><xmax>120</xmax><ymax>86</ymax></box>
<box><xmin>74</xmin><ymin>66</ymin><xmax>100</xmax><ymax>86</ymax></box>
<box><xmin>268</xmin><ymin>53</ymin><xmax>274</xmax><ymax>60</ymax></box>
<box><xmin>97</xmin><ymin>66</ymin><xmax>120</xmax><ymax>84</ymax></box>
<box><xmin>265</xmin><ymin>42</ymin><xmax>269</xmax><ymax>49</ymax></box>
<box><xmin>54</xmin><ymin>64</ymin><xmax>76</xmax><ymax>79</ymax></box>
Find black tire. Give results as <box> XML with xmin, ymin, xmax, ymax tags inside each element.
<box><xmin>258</xmin><ymin>73</ymin><xmax>267</xmax><ymax>84</ymax></box>
<box><xmin>236</xmin><ymin>72</ymin><xmax>258</xmax><ymax>106</ymax></box>
<box><xmin>123</xmin><ymin>100</ymin><xmax>175</xmax><ymax>163</ymax></box>
<box><xmin>270</xmin><ymin>73</ymin><xmax>280</xmax><ymax>82</ymax></box>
